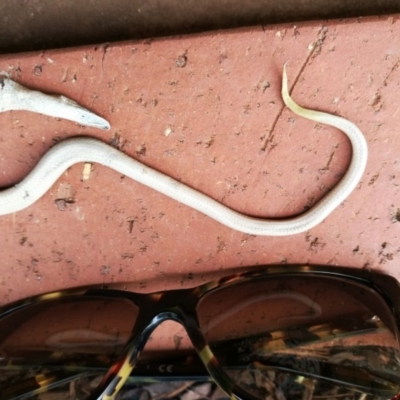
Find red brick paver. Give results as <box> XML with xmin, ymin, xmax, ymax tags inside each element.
<box><xmin>0</xmin><ymin>16</ymin><xmax>399</xmax><ymax>307</ymax></box>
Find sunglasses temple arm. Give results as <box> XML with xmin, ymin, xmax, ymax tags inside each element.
<box><xmin>0</xmin><ymin>371</ymin><xmax>92</xmax><ymax>400</ymax></box>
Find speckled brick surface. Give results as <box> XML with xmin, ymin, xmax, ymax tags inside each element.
<box><xmin>0</xmin><ymin>15</ymin><xmax>399</xmax><ymax>305</ymax></box>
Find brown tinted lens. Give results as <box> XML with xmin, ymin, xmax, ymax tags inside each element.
<box><xmin>197</xmin><ymin>275</ymin><xmax>400</xmax><ymax>399</ymax></box>
<box><xmin>0</xmin><ymin>296</ymin><xmax>138</xmax><ymax>399</ymax></box>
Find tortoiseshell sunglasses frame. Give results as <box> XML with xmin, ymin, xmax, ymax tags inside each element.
<box><xmin>1</xmin><ymin>264</ymin><xmax>400</xmax><ymax>400</ymax></box>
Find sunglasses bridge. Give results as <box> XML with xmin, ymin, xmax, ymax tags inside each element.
<box><xmin>91</xmin><ymin>290</ymin><xmax>241</xmax><ymax>400</ymax></box>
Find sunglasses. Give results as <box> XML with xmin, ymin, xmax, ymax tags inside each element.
<box><xmin>1</xmin><ymin>265</ymin><xmax>400</xmax><ymax>400</ymax></box>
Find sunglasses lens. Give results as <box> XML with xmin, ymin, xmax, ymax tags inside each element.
<box><xmin>0</xmin><ymin>295</ymin><xmax>138</xmax><ymax>399</ymax></box>
<box><xmin>197</xmin><ymin>275</ymin><xmax>400</xmax><ymax>399</ymax></box>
